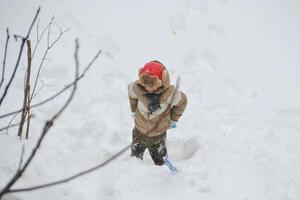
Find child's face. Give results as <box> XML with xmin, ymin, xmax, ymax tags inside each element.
<box><xmin>145</xmin><ymin>85</ymin><xmax>160</xmax><ymax>93</ymax></box>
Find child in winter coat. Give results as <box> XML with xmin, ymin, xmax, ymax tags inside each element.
<box><xmin>128</xmin><ymin>61</ymin><xmax>187</xmax><ymax>166</ymax></box>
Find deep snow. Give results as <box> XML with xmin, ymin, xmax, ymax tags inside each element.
<box><xmin>1</xmin><ymin>0</ymin><xmax>300</xmax><ymax>200</ymax></box>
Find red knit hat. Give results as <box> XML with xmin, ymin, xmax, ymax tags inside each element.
<box><xmin>140</xmin><ymin>61</ymin><xmax>163</xmax><ymax>80</ymax></box>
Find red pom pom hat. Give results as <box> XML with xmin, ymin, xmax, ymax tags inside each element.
<box><xmin>140</xmin><ymin>61</ymin><xmax>163</xmax><ymax>80</ymax></box>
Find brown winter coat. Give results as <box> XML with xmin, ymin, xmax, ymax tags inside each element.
<box><xmin>128</xmin><ymin>66</ymin><xmax>187</xmax><ymax>137</ymax></box>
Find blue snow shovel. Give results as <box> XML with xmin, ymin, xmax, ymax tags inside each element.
<box><xmin>164</xmin><ymin>156</ymin><xmax>177</xmax><ymax>172</ymax></box>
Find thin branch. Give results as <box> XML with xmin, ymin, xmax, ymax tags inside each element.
<box><xmin>32</xmin><ymin>18</ymin><xmax>52</xmax><ymax>59</ymax></box>
<box><xmin>30</xmin><ymin>76</ymin><xmax>53</xmax><ymax>101</ymax></box>
<box><xmin>30</xmin><ymin>48</ymin><xmax>99</xmax><ymax>109</ymax></box>
<box><xmin>43</xmin><ymin>57</ymin><xmax>52</xmax><ymax>61</ymax></box>
<box><xmin>0</xmin><ymin>7</ymin><xmax>40</xmax><ymax>107</ymax></box>
<box><xmin>30</xmin><ymin>20</ymin><xmax>70</xmax><ymax>101</ymax></box>
<box><xmin>25</xmin><ymin>114</ymin><xmax>32</xmax><ymax>139</ymax></box>
<box><xmin>32</xmin><ymin>17</ymin><xmax>54</xmax><ymax>98</ymax></box>
<box><xmin>13</xmin><ymin>34</ymin><xmax>23</xmax><ymax>41</ymax></box>
<box><xmin>31</xmin><ymin>86</ymin><xmax>43</xmax><ymax>99</ymax></box>
<box><xmin>0</xmin><ymin>28</ymin><xmax>10</xmax><ymax>89</ymax></box>
<box><xmin>49</xmin><ymin>28</ymin><xmax>71</xmax><ymax>49</ymax></box>
<box><xmin>18</xmin><ymin>146</ymin><xmax>25</xmax><ymax>170</ymax></box>
<box><xmin>0</xmin><ymin>121</ymin><xmax>20</xmax><ymax>133</ymax></box>
<box><xmin>47</xmin><ymin>39</ymin><xmax>79</xmax><ymax>122</ymax></box>
<box><xmin>0</xmin><ymin>38</ymin><xmax>80</xmax><ymax>198</ymax></box>
<box><xmin>5</xmin><ymin>112</ymin><xmax>19</xmax><ymax>134</ymax></box>
<box><xmin>36</xmin><ymin>18</ymin><xmax>39</xmax><ymax>45</ymax></box>
<box><xmin>46</xmin><ymin>19</ymin><xmax>53</xmax><ymax>48</ymax></box>
<box><xmin>0</xmin><ymin>113</ymin><xmax>34</xmax><ymax>134</ymax></box>
<box><xmin>18</xmin><ymin>40</ymin><xmax>32</xmax><ymax>138</ymax></box>
<box><xmin>0</xmin><ymin>49</ymin><xmax>101</xmax><ymax>119</ymax></box>
<box><xmin>8</xmin><ymin>144</ymin><xmax>131</xmax><ymax>193</ymax></box>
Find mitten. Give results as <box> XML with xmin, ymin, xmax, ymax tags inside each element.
<box><xmin>169</xmin><ymin>120</ymin><xmax>177</xmax><ymax>129</ymax></box>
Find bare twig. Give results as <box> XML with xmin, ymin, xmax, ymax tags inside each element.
<box><xmin>13</xmin><ymin>34</ymin><xmax>23</xmax><ymax>41</ymax></box>
<box><xmin>33</xmin><ymin>77</ymin><xmax>54</xmax><ymax>98</ymax></box>
<box><xmin>49</xmin><ymin>28</ymin><xmax>71</xmax><ymax>49</ymax></box>
<box><xmin>0</xmin><ymin>49</ymin><xmax>101</xmax><ymax>119</ymax></box>
<box><xmin>30</xmin><ymin>48</ymin><xmax>99</xmax><ymax>109</ymax></box>
<box><xmin>18</xmin><ymin>40</ymin><xmax>32</xmax><ymax>139</ymax></box>
<box><xmin>0</xmin><ymin>39</ymin><xmax>80</xmax><ymax>198</ymax></box>
<box><xmin>2</xmin><ymin>17</ymin><xmax>68</xmax><ymax>136</ymax></box>
<box><xmin>4</xmin><ymin>113</ymin><xmax>19</xmax><ymax>134</ymax></box>
<box><xmin>0</xmin><ymin>113</ymin><xmax>34</xmax><ymax>134</ymax></box>
<box><xmin>0</xmin><ymin>28</ymin><xmax>10</xmax><ymax>89</ymax></box>
<box><xmin>0</xmin><ymin>122</ymin><xmax>20</xmax><ymax>133</ymax></box>
<box><xmin>32</xmin><ymin>18</ymin><xmax>52</xmax><ymax>59</ymax></box>
<box><xmin>25</xmin><ymin>41</ymin><xmax>32</xmax><ymax>139</ymax></box>
<box><xmin>30</xmin><ymin>80</ymin><xmax>53</xmax><ymax>100</ymax></box>
<box><xmin>36</xmin><ymin>18</ymin><xmax>40</xmax><ymax>45</ymax></box>
<box><xmin>0</xmin><ymin>7</ymin><xmax>40</xmax><ymax>107</ymax></box>
<box><xmin>30</xmin><ymin>18</ymin><xmax>70</xmax><ymax>101</ymax></box>
<box><xmin>46</xmin><ymin>19</ymin><xmax>53</xmax><ymax>48</ymax></box>
<box><xmin>8</xmin><ymin>144</ymin><xmax>130</xmax><ymax>193</ymax></box>
<box><xmin>18</xmin><ymin>145</ymin><xmax>25</xmax><ymax>170</ymax></box>
<box><xmin>25</xmin><ymin>100</ymin><xmax>32</xmax><ymax>139</ymax></box>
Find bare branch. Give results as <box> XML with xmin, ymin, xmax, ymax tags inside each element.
<box><xmin>36</xmin><ymin>18</ymin><xmax>40</xmax><ymax>44</ymax></box>
<box><xmin>0</xmin><ymin>28</ymin><xmax>10</xmax><ymax>89</ymax></box>
<box><xmin>31</xmin><ymin>82</ymin><xmax>47</xmax><ymax>100</ymax></box>
<box><xmin>13</xmin><ymin>34</ymin><xmax>23</xmax><ymax>41</ymax></box>
<box><xmin>0</xmin><ymin>113</ymin><xmax>35</xmax><ymax>134</ymax></box>
<box><xmin>18</xmin><ymin>40</ymin><xmax>32</xmax><ymax>138</ymax></box>
<box><xmin>48</xmin><ymin>28</ymin><xmax>71</xmax><ymax>49</ymax></box>
<box><xmin>32</xmin><ymin>19</ymin><xmax>51</xmax><ymax>59</ymax></box>
<box><xmin>0</xmin><ymin>49</ymin><xmax>101</xmax><ymax>119</ymax></box>
<box><xmin>0</xmin><ymin>7</ymin><xmax>40</xmax><ymax>107</ymax></box>
<box><xmin>31</xmin><ymin>48</ymin><xmax>100</xmax><ymax>110</ymax></box>
<box><xmin>0</xmin><ymin>38</ymin><xmax>81</xmax><ymax>198</ymax></box>
<box><xmin>18</xmin><ymin>145</ymin><xmax>25</xmax><ymax>170</ymax></box>
<box><xmin>52</xmin><ymin>38</ymin><xmax>79</xmax><ymax>119</ymax></box>
<box><xmin>46</xmin><ymin>18</ymin><xmax>53</xmax><ymax>48</ymax></box>
<box><xmin>8</xmin><ymin>144</ymin><xmax>131</xmax><ymax>193</ymax></box>
<box><xmin>6</xmin><ymin>113</ymin><xmax>19</xmax><ymax>134</ymax></box>
<box><xmin>0</xmin><ymin>121</ymin><xmax>20</xmax><ymax>133</ymax></box>
<box><xmin>30</xmin><ymin>18</ymin><xmax>70</xmax><ymax>101</ymax></box>
<box><xmin>25</xmin><ymin>114</ymin><xmax>32</xmax><ymax>139</ymax></box>
<box><xmin>43</xmin><ymin>57</ymin><xmax>52</xmax><ymax>61</ymax></box>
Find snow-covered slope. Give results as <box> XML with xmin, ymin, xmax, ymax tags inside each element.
<box><xmin>1</xmin><ymin>0</ymin><xmax>300</xmax><ymax>199</ymax></box>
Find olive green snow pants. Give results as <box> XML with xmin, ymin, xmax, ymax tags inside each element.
<box><xmin>131</xmin><ymin>127</ymin><xmax>167</xmax><ymax>166</ymax></box>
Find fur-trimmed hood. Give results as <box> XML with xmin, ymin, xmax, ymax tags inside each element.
<box><xmin>137</xmin><ymin>61</ymin><xmax>171</xmax><ymax>94</ymax></box>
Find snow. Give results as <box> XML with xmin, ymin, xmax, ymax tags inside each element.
<box><xmin>1</xmin><ymin>0</ymin><xmax>300</xmax><ymax>199</ymax></box>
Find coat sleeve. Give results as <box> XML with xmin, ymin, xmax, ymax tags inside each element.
<box><xmin>128</xmin><ymin>82</ymin><xmax>138</xmax><ymax>112</ymax></box>
<box><xmin>170</xmin><ymin>91</ymin><xmax>187</xmax><ymax>122</ymax></box>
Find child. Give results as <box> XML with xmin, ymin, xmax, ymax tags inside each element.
<box><xmin>128</xmin><ymin>60</ymin><xmax>187</xmax><ymax>166</ymax></box>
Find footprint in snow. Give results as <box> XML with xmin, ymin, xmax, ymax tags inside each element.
<box><xmin>207</xmin><ymin>24</ymin><xmax>226</xmax><ymax>41</ymax></box>
<box><xmin>169</xmin><ymin>15</ymin><xmax>186</xmax><ymax>36</ymax></box>
<box><xmin>183</xmin><ymin>48</ymin><xmax>218</xmax><ymax>72</ymax></box>
<box><xmin>181</xmin><ymin>136</ymin><xmax>202</xmax><ymax>160</ymax></box>
<box><xmin>223</xmin><ymin>79</ymin><xmax>243</xmax><ymax>96</ymax></box>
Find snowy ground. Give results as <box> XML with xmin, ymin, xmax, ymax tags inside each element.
<box><xmin>1</xmin><ymin>0</ymin><xmax>300</xmax><ymax>199</ymax></box>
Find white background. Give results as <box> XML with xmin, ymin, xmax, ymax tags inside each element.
<box><xmin>1</xmin><ymin>0</ymin><xmax>300</xmax><ymax>199</ymax></box>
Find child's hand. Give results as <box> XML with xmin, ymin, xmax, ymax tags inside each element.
<box><xmin>131</xmin><ymin>112</ymin><xmax>136</xmax><ymax>119</ymax></box>
<box><xmin>169</xmin><ymin>120</ymin><xmax>177</xmax><ymax>129</ymax></box>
